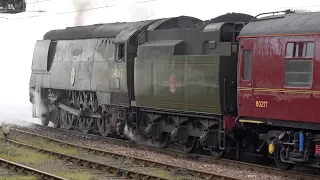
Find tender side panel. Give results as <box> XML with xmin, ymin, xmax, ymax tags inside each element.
<box><xmin>135</xmin><ymin>40</ymin><xmax>221</xmax><ymax>114</ymax></box>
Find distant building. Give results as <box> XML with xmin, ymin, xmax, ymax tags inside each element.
<box><xmin>0</xmin><ymin>0</ymin><xmax>26</xmax><ymax>14</ymax></box>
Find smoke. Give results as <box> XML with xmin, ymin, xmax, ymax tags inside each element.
<box><xmin>123</xmin><ymin>124</ymin><xmax>155</xmax><ymax>147</ymax></box>
<box><xmin>30</xmin><ymin>89</ymin><xmax>48</xmax><ymax>120</ymax></box>
<box><xmin>71</xmin><ymin>0</ymin><xmax>93</xmax><ymax>26</ymax></box>
<box><xmin>128</xmin><ymin>6</ymin><xmax>156</xmax><ymax>21</ymax></box>
<box><xmin>124</xmin><ymin>125</ymin><xmax>137</xmax><ymax>142</ymax></box>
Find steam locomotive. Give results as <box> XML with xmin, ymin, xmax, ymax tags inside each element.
<box><xmin>29</xmin><ymin>10</ymin><xmax>320</xmax><ymax>170</ymax></box>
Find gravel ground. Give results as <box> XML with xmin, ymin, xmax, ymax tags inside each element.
<box><xmin>9</xmin><ymin>131</ymin><xmax>203</xmax><ymax>180</ymax></box>
<box><xmin>12</xmin><ymin>124</ymin><xmax>317</xmax><ymax>180</ymax></box>
<box><xmin>0</xmin><ymin>167</ymin><xmax>37</xmax><ymax>180</ymax></box>
<box><xmin>0</xmin><ymin>139</ymin><xmax>116</xmax><ymax>180</ymax></box>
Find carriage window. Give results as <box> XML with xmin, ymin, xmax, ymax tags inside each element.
<box><xmin>286</xmin><ymin>43</ymin><xmax>293</xmax><ymax>57</ymax></box>
<box><xmin>286</xmin><ymin>42</ymin><xmax>314</xmax><ymax>58</ymax></box>
<box><xmin>243</xmin><ymin>50</ymin><xmax>252</xmax><ymax>80</ymax></box>
<box><xmin>306</xmin><ymin>42</ymin><xmax>314</xmax><ymax>57</ymax></box>
<box><xmin>285</xmin><ymin>59</ymin><xmax>312</xmax><ymax>87</ymax></box>
<box><xmin>285</xmin><ymin>41</ymin><xmax>314</xmax><ymax>87</ymax></box>
<box><xmin>295</xmin><ymin>43</ymin><xmax>300</xmax><ymax>57</ymax></box>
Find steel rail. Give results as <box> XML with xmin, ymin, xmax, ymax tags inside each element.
<box><xmin>8</xmin><ymin>123</ymin><xmax>320</xmax><ymax>180</ymax></box>
<box><xmin>4</xmin><ymin>138</ymin><xmax>174</xmax><ymax>180</ymax></box>
<box><xmin>0</xmin><ymin>157</ymin><xmax>68</xmax><ymax>180</ymax></box>
<box><xmin>25</xmin><ymin>124</ymin><xmax>320</xmax><ymax>180</ymax></box>
<box><xmin>10</xmin><ymin>128</ymin><xmax>241</xmax><ymax>180</ymax></box>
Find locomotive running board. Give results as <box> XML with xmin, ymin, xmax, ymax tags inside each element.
<box><xmin>48</xmin><ymin>97</ymin><xmax>102</xmax><ymax>119</ymax></box>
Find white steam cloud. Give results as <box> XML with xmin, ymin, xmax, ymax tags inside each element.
<box><xmin>71</xmin><ymin>0</ymin><xmax>97</xmax><ymax>26</ymax></box>
<box><xmin>123</xmin><ymin>124</ymin><xmax>155</xmax><ymax>147</ymax></box>
<box><xmin>124</xmin><ymin>124</ymin><xmax>137</xmax><ymax>142</ymax></box>
<box><xmin>30</xmin><ymin>89</ymin><xmax>48</xmax><ymax>119</ymax></box>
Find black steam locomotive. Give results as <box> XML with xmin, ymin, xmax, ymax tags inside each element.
<box><xmin>30</xmin><ymin>12</ymin><xmax>249</xmax><ymax>155</ymax></box>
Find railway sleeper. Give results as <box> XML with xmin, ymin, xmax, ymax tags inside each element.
<box><xmin>5</xmin><ymin>139</ymin><xmax>171</xmax><ymax>180</ymax></box>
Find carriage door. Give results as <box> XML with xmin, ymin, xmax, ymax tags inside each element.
<box><xmin>238</xmin><ymin>38</ymin><xmax>254</xmax><ymax>117</ymax></box>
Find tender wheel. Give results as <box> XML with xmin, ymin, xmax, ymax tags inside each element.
<box><xmin>210</xmin><ymin>148</ymin><xmax>225</xmax><ymax>158</ymax></box>
<box><xmin>78</xmin><ymin>117</ymin><xmax>93</xmax><ymax>133</ymax></box>
<box><xmin>181</xmin><ymin>136</ymin><xmax>197</xmax><ymax>153</ymax></box>
<box><xmin>158</xmin><ymin>132</ymin><xmax>170</xmax><ymax>148</ymax></box>
<box><xmin>140</xmin><ymin>114</ymin><xmax>151</xmax><ymax>134</ymax></box>
<box><xmin>97</xmin><ymin>117</ymin><xmax>111</xmax><ymax>137</ymax></box>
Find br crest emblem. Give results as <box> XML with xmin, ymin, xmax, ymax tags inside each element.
<box><xmin>164</xmin><ymin>74</ymin><xmax>181</xmax><ymax>94</ymax></box>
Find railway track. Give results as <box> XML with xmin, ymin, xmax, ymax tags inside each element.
<box><xmin>6</xmin><ymin>127</ymin><xmax>241</xmax><ymax>180</ymax></box>
<box><xmin>0</xmin><ymin>157</ymin><xmax>68</xmax><ymax>180</ymax></box>
<box><xmin>3</xmin><ymin>138</ymin><xmax>174</xmax><ymax>180</ymax></box>
<box><xmin>8</xmin><ymin>122</ymin><xmax>320</xmax><ymax>180</ymax></box>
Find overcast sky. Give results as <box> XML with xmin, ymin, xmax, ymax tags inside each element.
<box><xmin>0</xmin><ymin>0</ymin><xmax>318</xmax><ymax>125</ymax></box>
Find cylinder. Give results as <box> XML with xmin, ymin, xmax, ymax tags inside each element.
<box><xmin>299</xmin><ymin>131</ymin><xmax>304</xmax><ymax>152</ymax></box>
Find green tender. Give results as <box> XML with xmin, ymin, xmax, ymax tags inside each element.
<box><xmin>135</xmin><ymin>45</ymin><xmax>221</xmax><ymax>114</ymax></box>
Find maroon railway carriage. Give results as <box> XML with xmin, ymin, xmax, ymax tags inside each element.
<box><xmin>236</xmin><ymin>10</ymin><xmax>320</xmax><ymax>169</ymax></box>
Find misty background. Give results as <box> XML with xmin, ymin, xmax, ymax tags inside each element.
<box><xmin>0</xmin><ymin>0</ymin><xmax>318</xmax><ymax>125</ymax></box>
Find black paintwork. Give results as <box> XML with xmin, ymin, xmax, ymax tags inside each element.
<box><xmin>31</xmin><ymin>16</ymin><xmax>210</xmax><ymax>107</ymax></box>
<box><xmin>43</xmin><ymin>21</ymin><xmax>155</xmax><ymax>41</ymax></box>
<box><xmin>206</xmin><ymin>13</ymin><xmax>254</xmax><ymax>23</ymax></box>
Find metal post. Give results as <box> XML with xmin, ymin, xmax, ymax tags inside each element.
<box><xmin>2</xmin><ymin>121</ymin><xmax>10</xmax><ymax>142</ymax></box>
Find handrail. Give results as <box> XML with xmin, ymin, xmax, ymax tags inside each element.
<box><xmin>251</xmin><ymin>9</ymin><xmax>294</xmax><ymax>21</ymax></box>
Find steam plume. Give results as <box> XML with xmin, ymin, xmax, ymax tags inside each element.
<box><xmin>71</xmin><ymin>0</ymin><xmax>93</xmax><ymax>26</ymax></box>
<box><xmin>30</xmin><ymin>89</ymin><xmax>48</xmax><ymax>119</ymax></box>
<box><xmin>129</xmin><ymin>6</ymin><xmax>155</xmax><ymax>21</ymax></box>
<box><xmin>124</xmin><ymin>125</ymin><xmax>137</xmax><ymax>142</ymax></box>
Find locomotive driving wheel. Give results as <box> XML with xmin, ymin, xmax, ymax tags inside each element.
<box><xmin>60</xmin><ymin>110</ymin><xmax>74</xmax><ymax>130</ymax></box>
<box><xmin>97</xmin><ymin>116</ymin><xmax>111</xmax><ymax>137</ymax></box>
<box><xmin>78</xmin><ymin>117</ymin><xmax>94</xmax><ymax>133</ymax></box>
<box><xmin>41</xmin><ymin>117</ymin><xmax>49</xmax><ymax>126</ymax></box>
